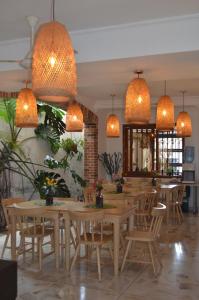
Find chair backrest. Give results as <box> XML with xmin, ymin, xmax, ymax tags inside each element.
<box><xmin>83</xmin><ymin>187</ymin><xmax>95</xmax><ymax>203</ymax></box>
<box><xmin>149</xmin><ymin>203</ymin><xmax>166</xmax><ymax>237</ymax></box>
<box><xmin>136</xmin><ymin>191</ymin><xmax>158</xmax><ymax>212</ymax></box>
<box><xmin>1</xmin><ymin>198</ymin><xmax>25</xmax><ymax>226</ymax></box>
<box><xmin>67</xmin><ymin>210</ymin><xmax>105</xmax><ymax>243</ymax></box>
<box><xmin>8</xmin><ymin>207</ymin><xmax>59</xmax><ymax>236</ymax></box>
<box><xmin>177</xmin><ymin>185</ymin><xmax>185</xmax><ymax>205</ymax></box>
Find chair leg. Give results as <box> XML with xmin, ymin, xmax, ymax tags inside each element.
<box><xmin>38</xmin><ymin>238</ymin><xmax>42</xmax><ymax>271</ymax></box>
<box><xmin>96</xmin><ymin>245</ymin><xmax>101</xmax><ymax>281</ymax></box>
<box><xmin>148</xmin><ymin>242</ymin><xmax>156</xmax><ymax>275</ymax></box>
<box><xmin>1</xmin><ymin>233</ymin><xmax>9</xmax><ymax>258</ymax></box>
<box><xmin>153</xmin><ymin>241</ymin><xmax>162</xmax><ymax>268</ymax></box>
<box><xmin>121</xmin><ymin>240</ymin><xmax>132</xmax><ymax>272</ymax></box>
<box><xmin>70</xmin><ymin>244</ymin><xmax>80</xmax><ymax>272</ymax></box>
<box><xmin>32</xmin><ymin>237</ymin><xmax>35</xmax><ymax>262</ymax></box>
<box><xmin>108</xmin><ymin>243</ymin><xmax>113</xmax><ymax>260</ymax></box>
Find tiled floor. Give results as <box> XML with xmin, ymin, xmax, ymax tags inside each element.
<box><xmin>1</xmin><ymin>214</ymin><xmax>199</xmax><ymax>300</ymax></box>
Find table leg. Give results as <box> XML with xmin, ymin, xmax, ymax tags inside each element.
<box><xmin>11</xmin><ymin>213</ymin><xmax>16</xmax><ymax>260</ymax></box>
<box><xmin>166</xmin><ymin>191</ymin><xmax>170</xmax><ymax>225</ymax></box>
<box><xmin>113</xmin><ymin>220</ymin><xmax>120</xmax><ymax>276</ymax></box>
<box><xmin>65</xmin><ymin>213</ymin><xmax>71</xmax><ymax>272</ymax></box>
<box><xmin>193</xmin><ymin>186</ymin><xmax>198</xmax><ymax>215</ymax></box>
<box><xmin>54</xmin><ymin>218</ymin><xmax>59</xmax><ymax>270</ymax></box>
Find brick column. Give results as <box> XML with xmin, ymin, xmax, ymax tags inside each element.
<box><xmin>84</xmin><ymin>123</ymin><xmax>98</xmax><ymax>183</ymax></box>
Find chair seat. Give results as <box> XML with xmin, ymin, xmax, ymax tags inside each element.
<box><xmin>80</xmin><ymin>233</ymin><xmax>113</xmax><ymax>245</ymax></box>
<box><xmin>134</xmin><ymin>209</ymin><xmax>150</xmax><ymax>216</ymax></box>
<box><xmin>21</xmin><ymin>225</ymin><xmax>54</xmax><ymax>237</ymax></box>
<box><xmin>125</xmin><ymin>230</ymin><xmax>155</xmax><ymax>242</ymax></box>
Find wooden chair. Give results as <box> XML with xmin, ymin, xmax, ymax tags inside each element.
<box><xmin>1</xmin><ymin>197</ymin><xmax>25</xmax><ymax>258</ymax></box>
<box><xmin>121</xmin><ymin>203</ymin><xmax>166</xmax><ymax>276</ymax></box>
<box><xmin>134</xmin><ymin>191</ymin><xmax>158</xmax><ymax>230</ymax></box>
<box><xmin>170</xmin><ymin>185</ymin><xmax>184</xmax><ymax>224</ymax></box>
<box><xmin>64</xmin><ymin>210</ymin><xmax>113</xmax><ymax>280</ymax></box>
<box><xmin>9</xmin><ymin>207</ymin><xmax>60</xmax><ymax>270</ymax></box>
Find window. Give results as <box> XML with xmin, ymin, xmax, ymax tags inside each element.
<box><xmin>123</xmin><ymin>124</ymin><xmax>184</xmax><ymax>177</ymax></box>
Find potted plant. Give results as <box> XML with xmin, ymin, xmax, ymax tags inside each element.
<box><xmin>112</xmin><ymin>174</ymin><xmax>125</xmax><ymax>193</ymax></box>
<box><xmin>93</xmin><ymin>180</ymin><xmax>103</xmax><ymax>208</ymax></box>
<box><xmin>34</xmin><ymin>170</ymin><xmax>70</xmax><ymax>205</ymax></box>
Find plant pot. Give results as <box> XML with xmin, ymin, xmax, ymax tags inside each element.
<box><xmin>46</xmin><ymin>196</ymin><xmax>53</xmax><ymax>206</ymax></box>
<box><xmin>116</xmin><ymin>184</ymin><xmax>123</xmax><ymax>193</ymax></box>
<box><xmin>96</xmin><ymin>193</ymin><xmax>103</xmax><ymax>208</ymax></box>
<box><xmin>152</xmin><ymin>177</ymin><xmax>157</xmax><ymax>187</ymax></box>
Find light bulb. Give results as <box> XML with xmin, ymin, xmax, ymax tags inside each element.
<box><xmin>162</xmin><ymin>110</ymin><xmax>167</xmax><ymax>116</ymax></box>
<box><xmin>137</xmin><ymin>95</ymin><xmax>143</xmax><ymax>104</ymax></box>
<box><xmin>111</xmin><ymin>124</ymin><xmax>115</xmax><ymax>129</ymax></box>
<box><xmin>49</xmin><ymin>56</ymin><xmax>56</xmax><ymax>67</ymax></box>
<box><xmin>181</xmin><ymin>122</ymin><xmax>185</xmax><ymax>128</ymax></box>
<box><xmin>72</xmin><ymin>115</ymin><xmax>77</xmax><ymax>121</ymax></box>
<box><xmin>23</xmin><ymin>104</ymin><xmax>29</xmax><ymax>110</ymax></box>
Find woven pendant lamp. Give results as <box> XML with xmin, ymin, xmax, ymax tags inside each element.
<box><xmin>125</xmin><ymin>71</ymin><xmax>151</xmax><ymax>124</ymax></box>
<box><xmin>156</xmin><ymin>81</ymin><xmax>174</xmax><ymax>131</ymax></box>
<box><xmin>32</xmin><ymin>0</ymin><xmax>77</xmax><ymax>103</ymax></box>
<box><xmin>15</xmin><ymin>83</ymin><xmax>38</xmax><ymax>128</ymax></box>
<box><xmin>66</xmin><ymin>102</ymin><xmax>83</xmax><ymax>132</ymax></box>
<box><xmin>106</xmin><ymin>94</ymin><xmax>120</xmax><ymax>137</ymax></box>
<box><xmin>176</xmin><ymin>91</ymin><xmax>192</xmax><ymax>137</ymax></box>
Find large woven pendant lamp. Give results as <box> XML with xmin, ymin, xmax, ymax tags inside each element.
<box><xmin>66</xmin><ymin>101</ymin><xmax>83</xmax><ymax>132</ymax></box>
<box><xmin>106</xmin><ymin>94</ymin><xmax>120</xmax><ymax>138</ymax></box>
<box><xmin>156</xmin><ymin>81</ymin><xmax>174</xmax><ymax>131</ymax></box>
<box><xmin>32</xmin><ymin>0</ymin><xmax>77</xmax><ymax>103</ymax></box>
<box><xmin>15</xmin><ymin>81</ymin><xmax>38</xmax><ymax>128</ymax></box>
<box><xmin>176</xmin><ymin>91</ymin><xmax>192</xmax><ymax>137</ymax></box>
<box><xmin>125</xmin><ymin>71</ymin><xmax>151</xmax><ymax>124</ymax></box>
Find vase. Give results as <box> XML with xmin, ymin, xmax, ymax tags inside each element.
<box><xmin>46</xmin><ymin>195</ymin><xmax>53</xmax><ymax>206</ymax></box>
<box><xmin>116</xmin><ymin>184</ymin><xmax>123</xmax><ymax>193</ymax></box>
<box><xmin>96</xmin><ymin>192</ymin><xmax>103</xmax><ymax>208</ymax></box>
<box><xmin>152</xmin><ymin>177</ymin><xmax>157</xmax><ymax>187</ymax></box>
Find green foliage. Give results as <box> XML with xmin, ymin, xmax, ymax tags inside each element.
<box><xmin>61</xmin><ymin>138</ymin><xmax>83</xmax><ymax>161</ymax></box>
<box><xmin>0</xmin><ymin>99</ymin><xmax>24</xmax><ymax>154</ymax></box>
<box><xmin>34</xmin><ymin>170</ymin><xmax>70</xmax><ymax>198</ymax></box>
<box><xmin>98</xmin><ymin>152</ymin><xmax>122</xmax><ymax>179</ymax></box>
<box><xmin>35</xmin><ymin>103</ymin><xmax>66</xmax><ymax>153</ymax></box>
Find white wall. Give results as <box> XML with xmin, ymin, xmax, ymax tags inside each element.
<box><xmin>0</xmin><ymin>121</ymin><xmax>84</xmax><ymax>199</ymax></box>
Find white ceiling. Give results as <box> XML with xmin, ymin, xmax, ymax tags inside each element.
<box><xmin>1</xmin><ymin>51</ymin><xmax>199</xmax><ymax>109</ymax></box>
<box><xmin>1</xmin><ymin>0</ymin><xmax>199</xmax><ymax>41</ymax></box>
<box><xmin>0</xmin><ymin>0</ymin><xmax>199</xmax><ymax>110</ymax></box>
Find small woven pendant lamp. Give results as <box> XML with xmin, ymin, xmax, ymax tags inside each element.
<box><xmin>125</xmin><ymin>71</ymin><xmax>151</xmax><ymax>124</ymax></box>
<box><xmin>156</xmin><ymin>81</ymin><xmax>175</xmax><ymax>131</ymax></box>
<box><xmin>66</xmin><ymin>101</ymin><xmax>83</xmax><ymax>132</ymax></box>
<box><xmin>106</xmin><ymin>94</ymin><xmax>120</xmax><ymax>138</ymax></box>
<box><xmin>176</xmin><ymin>91</ymin><xmax>192</xmax><ymax>137</ymax></box>
<box><xmin>32</xmin><ymin>0</ymin><xmax>77</xmax><ymax>103</ymax></box>
<box><xmin>15</xmin><ymin>81</ymin><xmax>38</xmax><ymax>128</ymax></box>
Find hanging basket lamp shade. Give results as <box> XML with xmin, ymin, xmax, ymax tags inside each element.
<box><xmin>156</xmin><ymin>81</ymin><xmax>175</xmax><ymax>131</ymax></box>
<box><xmin>32</xmin><ymin>1</ymin><xmax>77</xmax><ymax>103</ymax></box>
<box><xmin>106</xmin><ymin>114</ymin><xmax>120</xmax><ymax>137</ymax></box>
<box><xmin>176</xmin><ymin>91</ymin><xmax>192</xmax><ymax>137</ymax></box>
<box><xmin>66</xmin><ymin>102</ymin><xmax>83</xmax><ymax>132</ymax></box>
<box><xmin>125</xmin><ymin>71</ymin><xmax>151</xmax><ymax>124</ymax></box>
<box><xmin>106</xmin><ymin>94</ymin><xmax>120</xmax><ymax>138</ymax></box>
<box><xmin>15</xmin><ymin>87</ymin><xmax>38</xmax><ymax>128</ymax></box>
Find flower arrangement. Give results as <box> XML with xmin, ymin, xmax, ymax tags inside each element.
<box><xmin>112</xmin><ymin>174</ymin><xmax>125</xmax><ymax>185</ymax></box>
<box><xmin>93</xmin><ymin>179</ymin><xmax>103</xmax><ymax>193</ymax></box>
<box><xmin>34</xmin><ymin>170</ymin><xmax>70</xmax><ymax>200</ymax></box>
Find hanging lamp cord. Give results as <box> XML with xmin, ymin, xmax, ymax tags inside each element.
<box><xmin>51</xmin><ymin>0</ymin><xmax>55</xmax><ymax>21</ymax></box>
<box><xmin>111</xmin><ymin>94</ymin><xmax>115</xmax><ymax>114</ymax></box>
<box><xmin>182</xmin><ymin>91</ymin><xmax>185</xmax><ymax>112</ymax></box>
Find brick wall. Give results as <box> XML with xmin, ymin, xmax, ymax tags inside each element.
<box><xmin>84</xmin><ymin>123</ymin><xmax>98</xmax><ymax>183</ymax></box>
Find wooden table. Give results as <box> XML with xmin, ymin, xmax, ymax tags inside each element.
<box><xmin>9</xmin><ymin>200</ymin><xmax>134</xmax><ymax>276</ymax></box>
<box><xmin>159</xmin><ymin>184</ymin><xmax>178</xmax><ymax>225</ymax></box>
